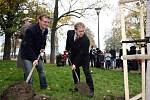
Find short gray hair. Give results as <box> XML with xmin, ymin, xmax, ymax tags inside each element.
<box><xmin>74</xmin><ymin>22</ymin><xmax>85</xmax><ymax>30</ymax></box>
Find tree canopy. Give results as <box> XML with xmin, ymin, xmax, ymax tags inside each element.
<box><xmin>104</xmin><ymin>3</ymin><xmax>146</xmax><ymax>51</ymax></box>
<box><xmin>0</xmin><ymin>0</ymin><xmax>27</xmax><ymax>60</ymax></box>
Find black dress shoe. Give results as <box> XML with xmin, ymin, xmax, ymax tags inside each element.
<box><xmin>40</xmin><ymin>84</ymin><xmax>48</xmax><ymax>89</ymax></box>
<box><xmin>89</xmin><ymin>90</ymin><xmax>94</xmax><ymax>97</ymax></box>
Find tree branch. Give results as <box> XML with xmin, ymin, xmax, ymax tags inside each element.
<box><xmin>56</xmin><ymin>23</ymin><xmax>71</xmax><ymax>30</ymax></box>
<box><xmin>60</xmin><ymin>0</ymin><xmax>66</xmax><ymax>11</ymax></box>
<box><xmin>68</xmin><ymin>0</ymin><xmax>72</xmax><ymax>11</ymax></box>
<box><xmin>71</xmin><ymin>0</ymin><xmax>78</xmax><ymax>9</ymax></box>
<box><xmin>68</xmin><ymin>14</ymin><xmax>82</xmax><ymax>18</ymax></box>
<box><xmin>57</xmin><ymin>7</ymin><xmax>92</xmax><ymax>21</ymax></box>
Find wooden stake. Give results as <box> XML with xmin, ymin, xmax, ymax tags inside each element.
<box><xmin>120</xmin><ymin>4</ymin><xmax>130</xmax><ymax>100</ymax></box>
<box><xmin>140</xmin><ymin>1</ymin><xmax>146</xmax><ymax>100</ymax></box>
<box><xmin>146</xmin><ymin>0</ymin><xmax>150</xmax><ymax>100</ymax></box>
<box><xmin>130</xmin><ymin>93</ymin><xmax>142</xmax><ymax>100</ymax></box>
<box><xmin>122</xmin><ymin>55</ymin><xmax>150</xmax><ymax>60</ymax></box>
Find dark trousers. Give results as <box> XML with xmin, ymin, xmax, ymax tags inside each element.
<box><xmin>105</xmin><ymin>60</ymin><xmax>111</xmax><ymax>69</ymax></box>
<box><xmin>72</xmin><ymin>62</ymin><xmax>94</xmax><ymax>91</ymax></box>
<box><xmin>90</xmin><ymin>58</ymin><xmax>95</xmax><ymax>67</ymax></box>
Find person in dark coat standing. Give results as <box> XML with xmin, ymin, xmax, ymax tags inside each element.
<box><xmin>66</xmin><ymin>22</ymin><xmax>94</xmax><ymax>97</ymax></box>
<box><xmin>90</xmin><ymin>45</ymin><xmax>95</xmax><ymax>67</ymax></box>
<box><xmin>16</xmin><ymin>17</ymin><xmax>32</xmax><ymax>77</ymax></box>
<box><xmin>20</xmin><ymin>14</ymin><xmax>50</xmax><ymax>89</ymax></box>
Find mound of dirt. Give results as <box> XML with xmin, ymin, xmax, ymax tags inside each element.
<box><xmin>0</xmin><ymin>82</ymin><xmax>34</xmax><ymax>100</ymax></box>
<box><xmin>1</xmin><ymin>82</ymin><xmax>51</xmax><ymax>100</ymax></box>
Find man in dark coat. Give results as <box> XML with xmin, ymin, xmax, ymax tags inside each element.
<box><xmin>66</xmin><ymin>22</ymin><xmax>94</xmax><ymax>97</ymax></box>
<box><xmin>20</xmin><ymin>14</ymin><xmax>50</xmax><ymax>89</ymax></box>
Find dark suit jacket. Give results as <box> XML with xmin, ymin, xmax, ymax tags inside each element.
<box><xmin>66</xmin><ymin>30</ymin><xmax>90</xmax><ymax>66</ymax></box>
<box><xmin>65</xmin><ymin>30</ymin><xmax>75</xmax><ymax>52</ymax></box>
<box><xmin>20</xmin><ymin>23</ymin><xmax>48</xmax><ymax>61</ymax></box>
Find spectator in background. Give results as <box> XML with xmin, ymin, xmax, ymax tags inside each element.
<box><xmin>95</xmin><ymin>48</ymin><xmax>100</xmax><ymax>68</ymax></box>
<box><xmin>16</xmin><ymin>17</ymin><xmax>32</xmax><ymax>78</ymax></box>
<box><xmin>105</xmin><ymin>50</ymin><xmax>111</xmax><ymax>69</ymax></box>
<box><xmin>17</xmin><ymin>17</ymin><xmax>32</xmax><ymax>39</ymax></box>
<box><xmin>62</xmin><ymin>50</ymin><xmax>68</xmax><ymax>65</ymax></box>
<box><xmin>96</xmin><ymin>49</ymin><xmax>104</xmax><ymax>68</ymax></box>
<box><xmin>93</xmin><ymin>49</ymin><xmax>97</xmax><ymax>67</ymax></box>
<box><xmin>99</xmin><ymin>51</ymin><xmax>105</xmax><ymax>69</ymax></box>
<box><xmin>110</xmin><ymin>49</ymin><xmax>116</xmax><ymax>69</ymax></box>
<box><xmin>90</xmin><ymin>46</ymin><xmax>95</xmax><ymax>67</ymax></box>
<box><xmin>128</xmin><ymin>46</ymin><xmax>138</xmax><ymax>71</ymax></box>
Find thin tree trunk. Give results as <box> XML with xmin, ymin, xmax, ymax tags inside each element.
<box><xmin>146</xmin><ymin>0</ymin><xmax>150</xmax><ymax>100</ymax></box>
<box><xmin>3</xmin><ymin>33</ymin><xmax>11</xmax><ymax>60</ymax></box>
<box><xmin>50</xmin><ymin>28</ymin><xmax>56</xmax><ymax>63</ymax></box>
<box><xmin>50</xmin><ymin>0</ymin><xmax>58</xmax><ymax>64</ymax></box>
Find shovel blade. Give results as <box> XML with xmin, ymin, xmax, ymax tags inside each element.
<box><xmin>75</xmin><ymin>82</ymin><xmax>90</xmax><ymax>96</ymax></box>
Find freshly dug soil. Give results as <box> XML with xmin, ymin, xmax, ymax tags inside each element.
<box><xmin>0</xmin><ymin>82</ymin><xmax>51</xmax><ymax>100</ymax></box>
<box><xmin>0</xmin><ymin>82</ymin><xmax>34</xmax><ymax>100</ymax></box>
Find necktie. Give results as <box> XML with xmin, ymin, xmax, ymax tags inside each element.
<box><xmin>75</xmin><ymin>36</ymin><xmax>79</xmax><ymax>42</ymax></box>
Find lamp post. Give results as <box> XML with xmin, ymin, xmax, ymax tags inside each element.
<box><xmin>95</xmin><ymin>7</ymin><xmax>101</xmax><ymax>49</ymax></box>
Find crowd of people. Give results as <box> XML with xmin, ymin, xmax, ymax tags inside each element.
<box><xmin>56</xmin><ymin>45</ymin><xmax>140</xmax><ymax>72</ymax></box>
<box><xmin>89</xmin><ymin>46</ymin><xmax>116</xmax><ymax>69</ymax></box>
<box><xmin>89</xmin><ymin>45</ymin><xmax>140</xmax><ymax>71</ymax></box>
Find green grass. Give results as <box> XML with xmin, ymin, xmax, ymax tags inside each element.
<box><xmin>0</xmin><ymin>61</ymin><xmax>141</xmax><ymax>100</ymax></box>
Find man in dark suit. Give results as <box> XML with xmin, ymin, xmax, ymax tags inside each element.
<box><xmin>20</xmin><ymin>14</ymin><xmax>50</xmax><ymax>89</ymax></box>
<box><xmin>66</xmin><ymin>22</ymin><xmax>94</xmax><ymax>97</ymax></box>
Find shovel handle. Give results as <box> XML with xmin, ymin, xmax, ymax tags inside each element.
<box><xmin>25</xmin><ymin>52</ymin><xmax>43</xmax><ymax>83</ymax></box>
<box><xmin>68</xmin><ymin>57</ymin><xmax>80</xmax><ymax>82</ymax></box>
<box><xmin>73</xmin><ymin>69</ymin><xmax>80</xmax><ymax>82</ymax></box>
<box><xmin>25</xmin><ymin>64</ymin><xmax>36</xmax><ymax>83</ymax></box>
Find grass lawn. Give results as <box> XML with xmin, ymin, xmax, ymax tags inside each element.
<box><xmin>0</xmin><ymin>61</ymin><xmax>141</xmax><ymax>100</ymax></box>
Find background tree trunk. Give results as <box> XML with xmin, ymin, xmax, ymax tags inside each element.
<box><xmin>3</xmin><ymin>33</ymin><xmax>11</xmax><ymax>60</ymax></box>
<box><xmin>50</xmin><ymin>0</ymin><xmax>58</xmax><ymax>63</ymax></box>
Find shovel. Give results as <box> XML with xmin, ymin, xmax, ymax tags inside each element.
<box><xmin>68</xmin><ymin>58</ymin><xmax>90</xmax><ymax>96</ymax></box>
<box><xmin>26</xmin><ymin>52</ymin><xmax>42</xmax><ymax>83</ymax></box>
